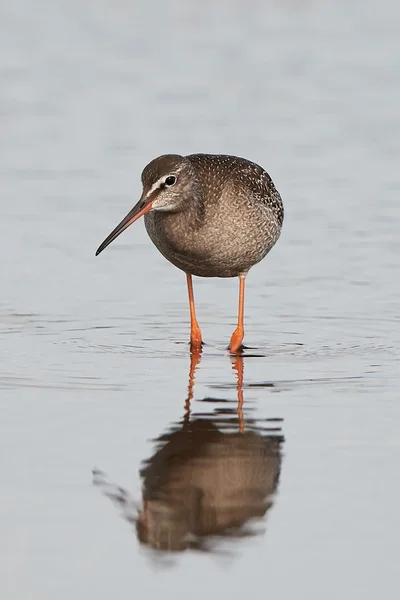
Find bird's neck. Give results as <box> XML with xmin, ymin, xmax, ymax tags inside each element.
<box><xmin>175</xmin><ymin>183</ymin><xmax>205</xmax><ymax>231</ymax></box>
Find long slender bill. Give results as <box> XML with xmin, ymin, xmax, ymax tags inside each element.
<box><xmin>95</xmin><ymin>197</ymin><xmax>153</xmax><ymax>256</ymax></box>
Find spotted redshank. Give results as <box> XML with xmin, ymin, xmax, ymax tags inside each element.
<box><xmin>95</xmin><ymin>154</ymin><xmax>284</xmax><ymax>353</ymax></box>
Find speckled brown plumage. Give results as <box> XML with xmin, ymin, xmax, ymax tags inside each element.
<box><xmin>143</xmin><ymin>154</ymin><xmax>284</xmax><ymax>278</ymax></box>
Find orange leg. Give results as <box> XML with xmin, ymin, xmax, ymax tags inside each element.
<box><xmin>186</xmin><ymin>273</ymin><xmax>203</xmax><ymax>352</ymax></box>
<box><xmin>229</xmin><ymin>275</ymin><xmax>246</xmax><ymax>354</ymax></box>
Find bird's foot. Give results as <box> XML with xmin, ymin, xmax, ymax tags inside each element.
<box><xmin>228</xmin><ymin>345</ymin><xmax>244</xmax><ymax>355</ymax></box>
<box><xmin>190</xmin><ymin>341</ymin><xmax>203</xmax><ymax>352</ymax></box>
<box><xmin>229</xmin><ymin>328</ymin><xmax>244</xmax><ymax>355</ymax></box>
<box><xmin>189</xmin><ymin>328</ymin><xmax>203</xmax><ymax>354</ymax></box>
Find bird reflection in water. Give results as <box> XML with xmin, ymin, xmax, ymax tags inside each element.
<box><xmin>93</xmin><ymin>353</ymin><xmax>284</xmax><ymax>553</ymax></box>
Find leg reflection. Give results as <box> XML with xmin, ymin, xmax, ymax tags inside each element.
<box><xmin>231</xmin><ymin>354</ymin><xmax>244</xmax><ymax>432</ymax></box>
<box><xmin>184</xmin><ymin>349</ymin><xmax>202</xmax><ymax>423</ymax></box>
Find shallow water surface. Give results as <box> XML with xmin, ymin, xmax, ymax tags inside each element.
<box><xmin>1</xmin><ymin>0</ymin><xmax>400</xmax><ymax>598</ymax></box>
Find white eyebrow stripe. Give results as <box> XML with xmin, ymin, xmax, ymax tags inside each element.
<box><xmin>145</xmin><ymin>176</ymin><xmax>166</xmax><ymax>198</ymax></box>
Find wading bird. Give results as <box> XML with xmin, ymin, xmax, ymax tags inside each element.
<box><xmin>96</xmin><ymin>154</ymin><xmax>284</xmax><ymax>353</ymax></box>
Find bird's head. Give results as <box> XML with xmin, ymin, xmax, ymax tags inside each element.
<box><xmin>95</xmin><ymin>154</ymin><xmax>196</xmax><ymax>256</ymax></box>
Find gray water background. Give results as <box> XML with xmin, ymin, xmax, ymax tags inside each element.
<box><xmin>1</xmin><ymin>0</ymin><xmax>399</xmax><ymax>598</ymax></box>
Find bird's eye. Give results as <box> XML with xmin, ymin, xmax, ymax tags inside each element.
<box><xmin>164</xmin><ymin>175</ymin><xmax>176</xmax><ymax>186</ymax></box>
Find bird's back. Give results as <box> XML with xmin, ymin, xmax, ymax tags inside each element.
<box><xmin>187</xmin><ymin>153</ymin><xmax>284</xmax><ymax>227</ymax></box>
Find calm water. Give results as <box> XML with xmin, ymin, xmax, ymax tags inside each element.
<box><xmin>1</xmin><ymin>0</ymin><xmax>399</xmax><ymax>598</ymax></box>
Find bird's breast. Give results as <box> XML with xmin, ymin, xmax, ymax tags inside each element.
<box><xmin>144</xmin><ymin>202</ymin><xmax>281</xmax><ymax>278</ymax></box>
